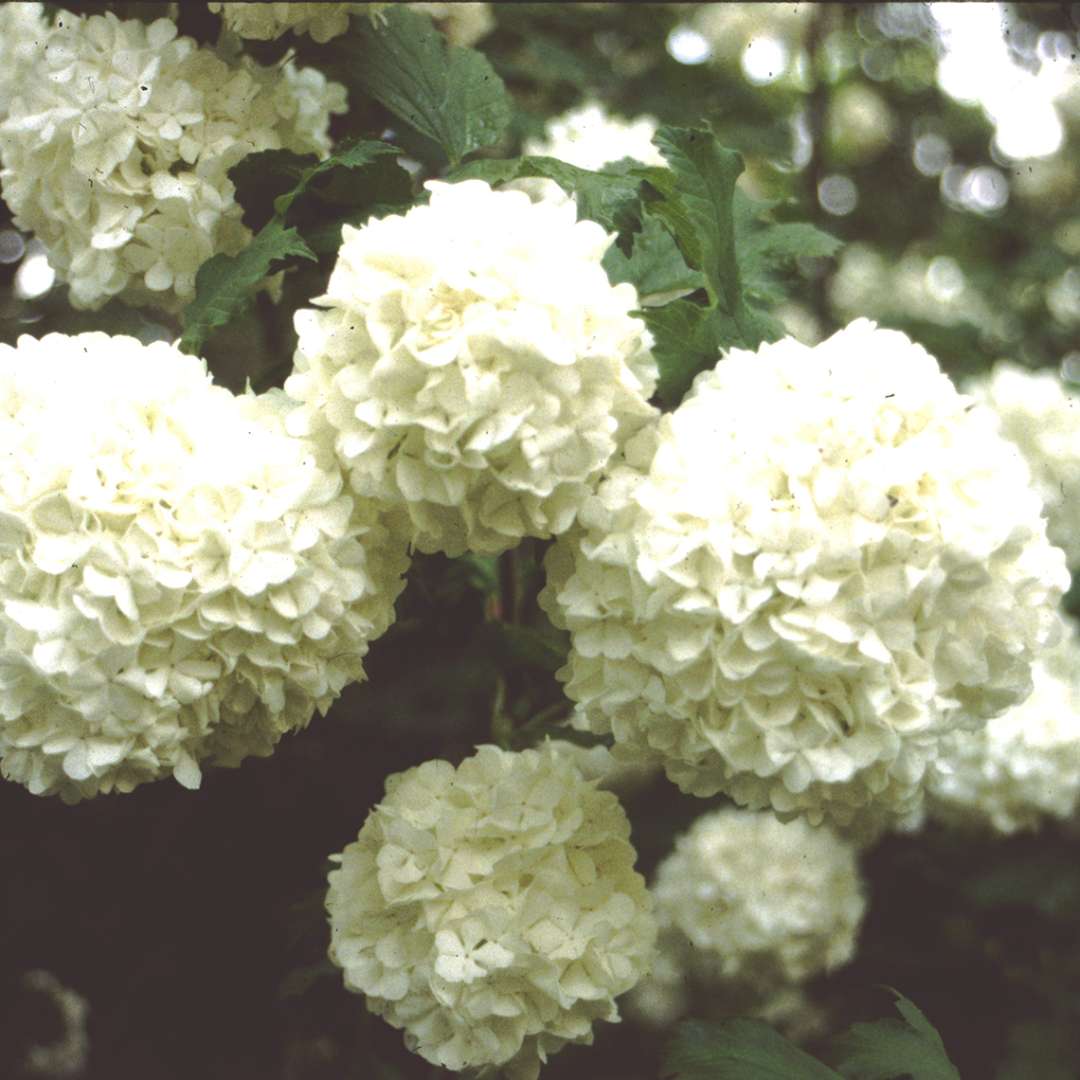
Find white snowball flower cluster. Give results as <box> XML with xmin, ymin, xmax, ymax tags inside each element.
<box><xmin>326</xmin><ymin>743</ymin><xmax>655</xmax><ymax>1080</ymax></box>
<box><xmin>0</xmin><ymin>7</ymin><xmax>346</xmax><ymax>311</ymax></box>
<box><xmin>966</xmin><ymin>362</ymin><xmax>1080</xmax><ymax>568</ymax></box>
<box><xmin>524</xmin><ymin>102</ymin><xmax>666</xmax><ymax>173</ymax></box>
<box><xmin>209</xmin><ymin>3</ymin><xmax>383</xmax><ymax>43</ymax></box>
<box><xmin>0</xmin><ymin>3</ymin><xmax>47</xmax><ymax>125</ymax></box>
<box><xmin>541</xmin><ymin>320</ymin><xmax>1069</xmax><ymax>830</ymax></box>
<box><xmin>627</xmin><ymin>808</ymin><xmax>865</xmax><ymax>1027</ymax></box>
<box><xmin>926</xmin><ymin>614</ymin><xmax>1080</xmax><ymax>834</ymax></box>
<box><xmin>0</xmin><ymin>333</ymin><xmax>409</xmax><ymax>802</ymax></box>
<box><xmin>410</xmin><ymin>3</ymin><xmax>495</xmax><ymax>47</ymax></box>
<box><xmin>285</xmin><ymin>179</ymin><xmax>658</xmax><ymax>557</ymax></box>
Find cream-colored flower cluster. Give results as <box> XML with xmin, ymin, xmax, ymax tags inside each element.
<box><xmin>325</xmin><ymin>744</ymin><xmax>655</xmax><ymax>1080</ymax></box>
<box><xmin>541</xmin><ymin>320</ymin><xmax>1069</xmax><ymax>830</ymax></box>
<box><xmin>926</xmin><ymin>614</ymin><xmax>1080</xmax><ymax>834</ymax></box>
<box><xmin>0</xmin><ymin>333</ymin><xmax>408</xmax><ymax>802</ymax></box>
<box><xmin>627</xmin><ymin>807</ymin><xmax>864</xmax><ymax>1028</ymax></box>
<box><xmin>966</xmin><ymin>362</ymin><xmax>1080</xmax><ymax>568</ymax></box>
<box><xmin>209</xmin><ymin>3</ymin><xmax>383</xmax><ymax>43</ymax></box>
<box><xmin>0</xmin><ymin>7</ymin><xmax>346</xmax><ymax>311</ymax></box>
<box><xmin>524</xmin><ymin>102</ymin><xmax>666</xmax><ymax>173</ymax></box>
<box><xmin>0</xmin><ymin>3</ymin><xmax>47</xmax><ymax>125</ymax></box>
<box><xmin>410</xmin><ymin>3</ymin><xmax>495</xmax><ymax>47</ymax></box>
<box><xmin>285</xmin><ymin>179</ymin><xmax>658</xmax><ymax>557</ymax></box>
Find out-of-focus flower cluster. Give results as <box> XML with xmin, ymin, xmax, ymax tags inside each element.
<box><xmin>524</xmin><ymin>102</ymin><xmax>666</xmax><ymax>173</ymax></box>
<box><xmin>829</xmin><ymin>244</ymin><xmax>1010</xmax><ymax>342</ymax></box>
<box><xmin>0</xmin><ymin>333</ymin><xmax>408</xmax><ymax>802</ymax></box>
<box><xmin>16</xmin><ymin>970</ymin><xmax>90</xmax><ymax>1078</ymax></box>
<box><xmin>208</xmin><ymin>2</ymin><xmax>380</xmax><ymax>43</ymax></box>
<box><xmin>541</xmin><ymin>320</ymin><xmax>1069</xmax><ymax>833</ymax></box>
<box><xmin>285</xmin><ymin>179</ymin><xmax>657</xmax><ymax>557</ymax></box>
<box><xmin>927</xmin><ymin>614</ymin><xmax>1080</xmax><ymax>834</ymax></box>
<box><xmin>966</xmin><ymin>362</ymin><xmax>1080</xmax><ymax>569</ymax></box>
<box><xmin>325</xmin><ymin>744</ymin><xmax>655</xmax><ymax>1080</ymax></box>
<box><xmin>627</xmin><ymin>807</ymin><xmax>864</xmax><ymax>1028</ymax></box>
<box><xmin>410</xmin><ymin>3</ymin><xmax>495</xmax><ymax>48</ymax></box>
<box><xmin>0</xmin><ymin>6</ymin><xmax>346</xmax><ymax>311</ymax></box>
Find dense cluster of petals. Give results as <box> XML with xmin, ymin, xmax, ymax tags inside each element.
<box><xmin>967</xmin><ymin>362</ymin><xmax>1080</xmax><ymax>568</ymax></box>
<box><xmin>0</xmin><ymin>333</ymin><xmax>408</xmax><ymax>801</ymax></box>
<box><xmin>325</xmin><ymin>744</ymin><xmax>655</xmax><ymax>1079</ymax></box>
<box><xmin>285</xmin><ymin>180</ymin><xmax>658</xmax><ymax>556</ymax></box>
<box><xmin>540</xmin><ymin>320</ymin><xmax>1069</xmax><ymax>828</ymax></box>
<box><xmin>627</xmin><ymin>808</ymin><xmax>864</xmax><ymax>1026</ymax></box>
<box><xmin>0</xmin><ymin>3</ymin><xmax>47</xmax><ymax>125</ymax></box>
<box><xmin>0</xmin><ymin>7</ymin><xmax>346</xmax><ymax>310</ymax></box>
<box><xmin>926</xmin><ymin>614</ymin><xmax>1080</xmax><ymax>833</ymax></box>
<box><xmin>208</xmin><ymin>3</ymin><xmax>379</xmax><ymax>43</ymax></box>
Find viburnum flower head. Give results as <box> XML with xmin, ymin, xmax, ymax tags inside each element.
<box><xmin>541</xmin><ymin>320</ymin><xmax>1069</xmax><ymax>829</ymax></box>
<box><xmin>0</xmin><ymin>7</ymin><xmax>345</xmax><ymax>310</ymax></box>
<box><xmin>285</xmin><ymin>179</ymin><xmax>658</xmax><ymax>557</ymax></box>
<box><xmin>0</xmin><ymin>333</ymin><xmax>408</xmax><ymax>801</ymax></box>
<box><xmin>325</xmin><ymin>743</ymin><xmax>656</xmax><ymax>1079</ymax></box>
<box><xmin>627</xmin><ymin>808</ymin><xmax>864</xmax><ymax>1025</ymax></box>
<box><xmin>524</xmin><ymin>102</ymin><xmax>666</xmax><ymax>173</ymax></box>
<box><xmin>926</xmin><ymin>613</ymin><xmax>1080</xmax><ymax>834</ymax></box>
<box><xmin>208</xmin><ymin>3</ymin><xmax>385</xmax><ymax>43</ymax></box>
<box><xmin>410</xmin><ymin>3</ymin><xmax>496</xmax><ymax>47</ymax></box>
<box><xmin>967</xmin><ymin>362</ymin><xmax>1080</xmax><ymax>568</ymax></box>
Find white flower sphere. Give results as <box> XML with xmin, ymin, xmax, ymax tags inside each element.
<box><xmin>967</xmin><ymin>362</ymin><xmax>1080</xmax><ymax>568</ymax></box>
<box><xmin>0</xmin><ymin>3</ymin><xmax>47</xmax><ymax>125</ymax></box>
<box><xmin>524</xmin><ymin>102</ymin><xmax>667</xmax><ymax>173</ymax></box>
<box><xmin>410</xmin><ymin>3</ymin><xmax>495</xmax><ymax>47</ymax></box>
<box><xmin>209</xmin><ymin>3</ymin><xmax>382</xmax><ymax>43</ymax></box>
<box><xmin>540</xmin><ymin>320</ymin><xmax>1069</xmax><ymax>829</ymax></box>
<box><xmin>0</xmin><ymin>8</ymin><xmax>346</xmax><ymax>311</ymax></box>
<box><xmin>926</xmin><ymin>614</ymin><xmax>1080</xmax><ymax>834</ymax></box>
<box><xmin>639</xmin><ymin>808</ymin><xmax>865</xmax><ymax>1005</ymax></box>
<box><xmin>0</xmin><ymin>333</ymin><xmax>409</xmax><ymax>801</ymax></box>
<box><xmin>325</xmin><ymin>743</ymin><xmax>656</xmax><ymax>1080</ymax></box>
<box><xmin>285</xmin><ymin>179</ymin><xmax>658</xmax><ymax>557</ymax></box>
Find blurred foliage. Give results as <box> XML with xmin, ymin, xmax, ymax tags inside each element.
<box><xmin>3</xmin><ymin>3</ymin><xmax>1080</xmax><ymax>1079</ymax></box>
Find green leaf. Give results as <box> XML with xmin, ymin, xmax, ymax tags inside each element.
<box><xmin>640</xmin><ymin>299</ymin><xmax>739</xmax><ymax>407</ymax></box>
<box><xmin>449</xmin><ymin>155</ymin><xmax>643</xmax><ymax>236</ymax></box>
<box><xmin>829</xmin><ymin>990</ymin><xmax>961</xmax><ymax>1080</ymax></box>
<box><xmin>602</xmin><ymin>214</ymin><xmax>705</xmax><ymax>303</ymax></box>
<box><xmin>352</xmin><ymin>6</ymin><xmax>511</xmax><ymax>165</ymax></box>
<box><xmin>665</xmin><ymin>1018</ymin><xmax>842</xmax><ymax>1080</ymax></box>
<box><xmin>735</xmin><ymin>191</ymin><xmax>841</xmax><ymax>305</ymax></box>
<box><xmin>228</xmin><ymin>149</ymin><xmax>313</xmax><ymax>232</ymax></box>
<box><xmin>642</xmin><ymin>126</ymin><xmax>745</xmax><ymax>314</ymax></box>
<box><xmin>228</xmin><ymin>140</ymin><xmax>411</xmax><ymax>235</ymax></box>
<box><xmin>179</xmin><ymin>220</ymin><xmax>315</xmax><ymax>355</ymax></box>
<box><xmin>271</xmin><ymin>138</ymin><xmax>409</xmax><ymax>218</ymax></box>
